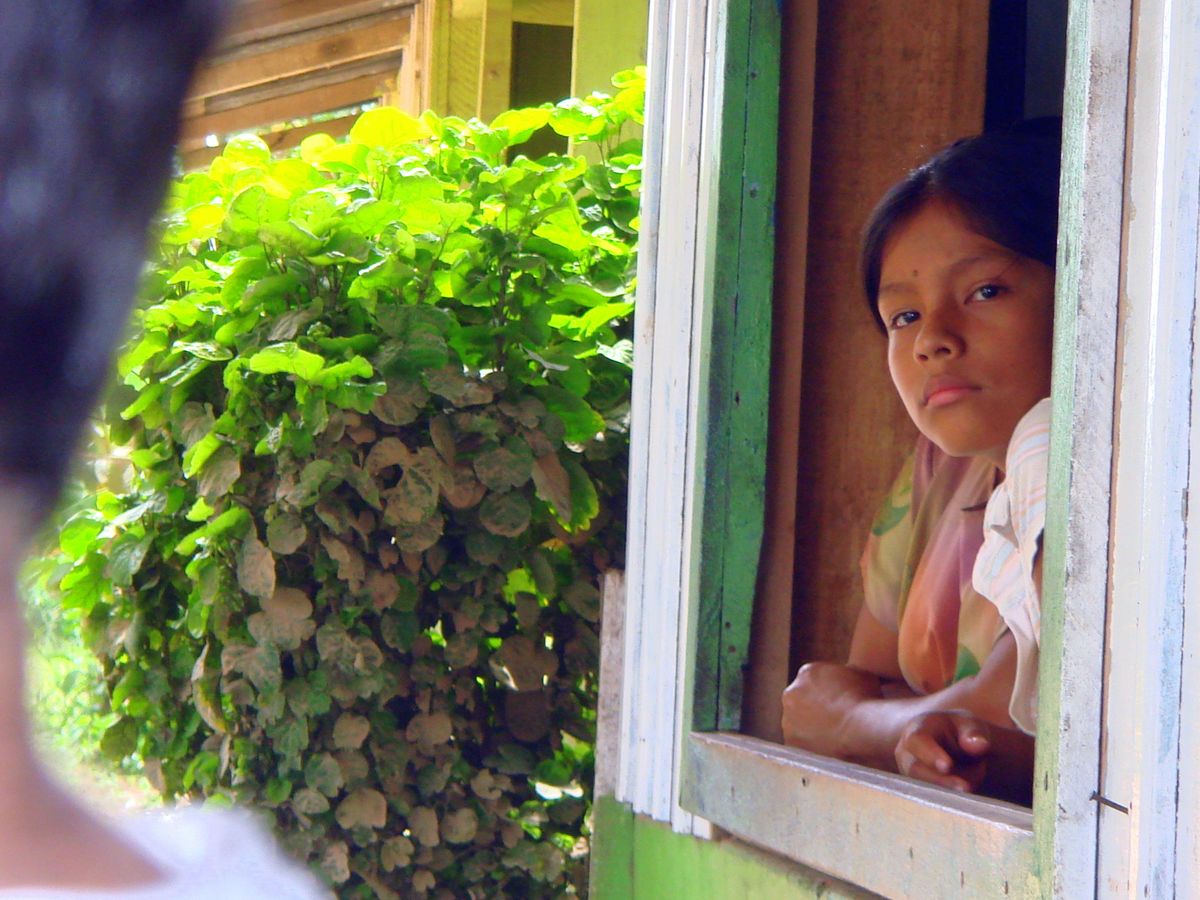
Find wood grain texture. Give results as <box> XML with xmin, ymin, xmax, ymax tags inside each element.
<box><xmin>589</xmin><ymin>794</ymin><xmax>873</xmax><ymax>899</ymax></box>
<box><xmin>191</xmin><ymin>11</ymin><xmax>411</xmax><ymax>100</ymax></box>
<box><xmin>1032</xmin><ymin>2</ymin><xmax>1128</xmax><ymax>895</ymax></box>
<box><xmin>594</xmin><ymin>571</ymin><xmax>626</xmax><ymax>799</ymax></box>
<box><xmin>218</xmin><ymin>0</ymin><xmax>418</xmax><ymax>48</ymax></box>
<box><xmin>1093</xmin><ymin>0</ymin><xmax>1200</xmax><ymax>893</ymax></box>
<box><xmin>740</xmin><ymin>0</ymin><xmax>816</xmax><ymax>744</ymax></box>
<box><xmin>570</xmin><ymin>0</ymin><xmax>650</xmax><ymax>99</ymax></box>
<box><xmin>683</xmin><ymin>733</ymin><xmax>1035</xmax><ymax>898</ymax></box>
<box><xmin>476</xmin><ymin>0</ymin><xmax>514</xmax><ymax>121</ymax></box>
<box><xmin>181</xmin><ymin>66</ymin><xmax>397</xmax><ymax>144</ymax></box>
<box><xmin>789</xmin><ymin>0</ymin><xmax>989</xmax><ymax>670</ymax></box>
<box><xmin>181</xmin><ymin>0</ymin><xmax>413</xmax><ymax>151</ymax></box>
<box><xmin>693</xmin><ymin>0</ymin><xmax>782</xmax><ymax>734</ymax></box>
<box><xmin>616</xmin><ymin>0</ymin><xmax>708</xmax><ymax>829</ymax></box>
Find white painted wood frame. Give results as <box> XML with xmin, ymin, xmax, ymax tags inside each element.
<box><xmin>616</xmin><ymin>0</ymin><xmax>724</xmax><ymax>834</ymax></box>
<box><xmin>1032</xmin><ymin>0</ymin><xmax>1129</xmax><ymax>894</ymax></box>
<box><xmin>1098</xmin><ymin>0</ymin><xmax>1200</xmax><ymax>894</ymax></box>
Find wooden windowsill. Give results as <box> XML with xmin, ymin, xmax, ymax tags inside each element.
<box><xmin>681</xmin><ymin>732</ymin><xmax>1033</xmax><ymax>897</ymax></box>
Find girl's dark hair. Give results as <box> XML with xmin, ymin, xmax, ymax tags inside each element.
<box><xmin>860</xmin><ymin>118</ymin><xmax>1063</xmax><ymax>332</ymax></box>
<box><xmin>0</xmin><ymin>1</ymin><xmax>222</xmax><ymax>518</ymax></box>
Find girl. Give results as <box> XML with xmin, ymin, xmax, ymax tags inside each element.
<box><xmin>780</xmin><ymin>120</ymin><xmax>1060</xmax><ymax>804</ymax></box>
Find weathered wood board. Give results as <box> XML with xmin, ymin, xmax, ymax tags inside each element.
<box><xmin>181</xmin><ymin>0</ymin><xmax>416</xmax><ymax>163</ymax></box>
<box><xmin>788</xmin><ymin>0</ymin><xmax>989</xmax><ymax>670</ymax></box>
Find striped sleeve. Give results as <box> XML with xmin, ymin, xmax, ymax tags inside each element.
<box><xmin>971</xmin><ymin>398</ymin><xmax>1051</xmax><ymax>735</ymax></box>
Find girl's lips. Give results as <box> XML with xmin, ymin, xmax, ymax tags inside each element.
<box><xmin>925</xmin><ymin>384</ymin><xmax>979</xmax><ymax>408</ymax></box>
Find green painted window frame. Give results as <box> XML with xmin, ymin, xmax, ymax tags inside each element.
<box><xmin>689</xmin><ymin>0</ymin><xmax>781</xmax><ymax>736</ymax></box>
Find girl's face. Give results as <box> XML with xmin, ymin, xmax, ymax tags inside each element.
<box><xmin>876</xmin><ymin>199</ymin><xmax>1054</xmax><ymax>468</ymax></box>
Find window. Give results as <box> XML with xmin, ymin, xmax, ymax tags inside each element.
<box><xmin>602</xmin><ymin>0</ymin><xmax>1200</xmax><ymax>893</ymax></box>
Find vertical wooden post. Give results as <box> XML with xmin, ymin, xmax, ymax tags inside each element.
<box><xmin>395</xmin><ymin>0</ymin><xmax>448</xmax><ymax>114</ymax></box>
<box><xmin>477</xmin><ymin>0</ymin><xmax>514</xmax><ymax>121</ymax></box>
<box><xmin>570</xmin><ymin>0</ymin><xmax>650</xmax><ymax>98</ymax></box>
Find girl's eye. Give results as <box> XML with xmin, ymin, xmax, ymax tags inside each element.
<box><xmin>888</xmin><ymin>310</ymin><xmax>919</xmax><ymax>330</ymax></box>
<box><xmin>971</xmin><ymin>283</ymin><xmax>1004</xmax><ymax>302</ymax></box>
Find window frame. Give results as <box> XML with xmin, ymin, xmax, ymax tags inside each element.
<box><xmin>612</xmin><ymin>0</ymin><xmax>1167</xmax><ymax>895</ymax></box>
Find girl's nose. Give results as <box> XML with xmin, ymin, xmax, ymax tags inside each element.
<box><xmin>914</xmin><ymin>312</ymin><xmax>965</xmax><ymax>362</ymax></box>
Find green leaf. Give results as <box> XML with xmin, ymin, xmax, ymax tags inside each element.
<box><xmin>266</xmin><ymin>513</ymin><xmax>307</xmax><ymax>555</ymax></box>
<box><xmin>536</xmin><ymin>386</ymin><xmax>605</xmax><ymax>443</ymax></box>
<box><xmin>474</xmin><ymin>438</ymin><xmax>534</xmax><ymax>491</ymax></box>
<box><xmin>59</xmin><ymin>514</ymin><xmax>104</xmax><ymax>560</ymax></box>
<box><xmin>182</xmin><ymin>432</ymin><xmax>224</xmax><ymax>478</ymax></box>
<box><xmin>563</xmin><ymin>456</ymin><xmax>600</xmax><ymax>530</ymax></box>
<box><xmin>100</xmin><ymin>717</ymin><xmax>139</xmax><ymax>761</ymax></box>
<box><xmin>304</xmin><ymin>752</ymin><xmax>344</xmax><ymax>797</ymax></box>
<box><xmin>222</xmin><ymin>134</ymin><xmax>272</xmax><ymax>166</ymax></box>
<box><xmin>246</xmin><ymin>342</ymin><xmax>326</xmax><ymax>382</ymax></box>
<box><xmin>479</xmin><ymin>491</ymin><xmax>531</xmax><ymax>538</ymax></box>
<box><xmin>349</xmin><ymin>107</ymin><xmax>429</xmax><ymax>148</ymax></box>
<box><xmin>174</xmin><ymin>341</ymin><xmax>234</xmax><ymax>362</ymax></box>
<box><xmin>120</xmin><ymin>383</ymin><xmax>165</xmax><ymax>421</ymax></box>
<box><xmin>57</xmin><ymin>555</ymin><xmax>105</xmax><ymax>611</ymax></box>
<box><xmin>265</xmin><ymin>777</ymin><xmax>293</xmax><ymax>806</ymax></box>
<box><xmin>381</xmin><ymin>611</ymin><xmax>419</xmax><ymax>651</ymax></box>
<box><xmin>105</xmin><ymin>533</ymin><xmax>153</xmax><ymax>587</ymax></box>
<box><xmin>315</xmin><ymin>355</ymin><xmax>373</xmax><ymax>388</ymax></box>
<box><xmin>489</xmin><ymin>107</ymin><xmax>553</xmax><ymax>145</ymax></box>
<box><xmin>563</xmin><ymin>580</ymin><xmax>601</xmax><ymax>623</ymax></box>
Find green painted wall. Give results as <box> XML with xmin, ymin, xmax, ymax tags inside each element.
<box><xmin>590</xmin><ymin>796</ymin><xmax>876</xmax><ymax>899</ymax></box>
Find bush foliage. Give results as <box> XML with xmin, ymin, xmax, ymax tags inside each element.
<box><xmin>53</xmin><ymin>70</ymin><xmax>643</xmax><ymax>896</ymax></box>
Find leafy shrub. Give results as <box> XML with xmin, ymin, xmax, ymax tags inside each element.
<box><xmin>53</xmin><ymin>70</ymin><xmax>643</xmax><ymax>896</ymax></box>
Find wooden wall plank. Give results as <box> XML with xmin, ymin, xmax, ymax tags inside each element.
<box><xmin>220</xmin><ymin>0</ymin><xmax>418</xmax><ymax>48</ymax></box>
<box><xmin>789</xmin><ymin>0</ymin><xmax>989</xmax><ymax>670</ymax></box>
<box><xmin>181</xmin><ymin>67</ymin><xmax>395</xmax><ymax>145</ymax></box>
<box><xmin>446</xmin><ymin>5</ymin><xmax>484</xmax><ymax>118</ymax></box>
<box><xmin>192</xmin><ymin>12</ymin><xmax>410</xmax><ymax>100</ymax></box>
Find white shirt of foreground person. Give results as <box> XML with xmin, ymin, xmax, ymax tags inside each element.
<box><xmin>0</xmin><ymin>807</ymin><xmax>329</xmax><ymax>899</ymax></box>
<box><xmin>972</xmin><ymin>397</ymin><xmax>1051</xmax><ymax>736</ymax></box>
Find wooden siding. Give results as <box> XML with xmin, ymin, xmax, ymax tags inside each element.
<box><xmin>181</xmin><ymin>0</ymin><xmax>417</xmax><ymax>168</ymax></box>
<box><xmin>788</xmin><ymin>0</ymin><xmax>989</xmax><ymax>670</ymax></box>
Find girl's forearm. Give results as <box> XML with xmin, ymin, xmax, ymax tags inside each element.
<box><xmin>838</xmin><ymin>676</ymin><xmax>1016</xmax><ymax>771</ymax></box>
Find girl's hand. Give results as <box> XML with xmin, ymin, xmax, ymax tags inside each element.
<box><xmin>894</xmin><ymin>711</ymin><xmax>991</xmax><ymax>793</ymax></box>
<box><xmin>781</xmin><ymin>662</ymin><xmax>885</xmax><ymax>757</ymax></box>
